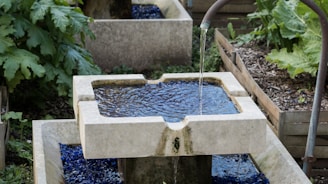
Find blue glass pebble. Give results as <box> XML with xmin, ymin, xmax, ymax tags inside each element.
<box><xmin>60</xmin><ymin>143</ymin><xmax>123</xmax><ymax>184</ymax></box>
<box><xmin>132</xmin><ymin>4</ymin><xmax>164</xmax><ymax>19</ymax></box>
<box><xmin>60</xmin><ymin>144</ymin><xmax>269</xmax><ymax>183</ymax></box>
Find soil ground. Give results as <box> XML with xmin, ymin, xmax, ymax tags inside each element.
<box><xmin>233</xmin><ymin>40</ymin><xmax>328</xmax><ymax>184</ymax></box>
<box><xmin>233</xmin><ymin>41</ymin><xmax>328</xmax><ymax>111</ymax></box>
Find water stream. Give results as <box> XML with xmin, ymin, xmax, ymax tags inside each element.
<box><xmin>199</xmin><ymin>27</ymin><xmax>208</xmax><ymax>115</ymax></box>
<box><xmin>173</xmin><ymin>157</ymin><xmax>179</xmax><ymax>184</ymax></box>
<box><xmin>198</xmin><ymin>28</ymin><xmax>246</xmax><ymax>184</ymax></box>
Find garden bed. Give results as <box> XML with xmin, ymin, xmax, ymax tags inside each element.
<box><xmin>214</xmin><ymin>29</ymin><xmax>328</xmax><ymax>178</ymax></box>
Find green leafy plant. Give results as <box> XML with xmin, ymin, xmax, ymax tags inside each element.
<box><xmin>112</xmin><ymin>64</ymin><xmax>135</xmax><ymax>74</ymax></box>
<box><xmin>247</xmin><ymin>0</ymin><xmax>307</xmax><ymax>50</ymax></box>
<box><xmin>246</xmin><ymin>0</ymin><xmax>327</xmax><ymax>78</ymax></box>
<box><xmin>0</xmin><ymin>164</ymin><xmax>33</xmax><ymax>184</ymax></box>
<box><xmin>266</xmin><ymin>0</ymin><xmax>327</xmax><ymax>78</ymax></box>
<box><xmin>3</xmin><ymin>111</ymin><xmax>29</xmax><ymax>140</ymax></box>
<box><xmin>1</xmin><ymin>111</ymin><xmax>33</xmax><ymax>183</ymax></box>
<box><xmin>247</xmin><ymin>0</ymin><xmax>285</xmax><ymax>48</ymax></box>
<box><xmin>0</xmin><ymin>0</ymin><xmax>101</xmax><ymax>99</ymax></box>
<box><xmin>227</xmin><ymin>22</ymin><xmax>236</xmax><ymax>40</ymax></box>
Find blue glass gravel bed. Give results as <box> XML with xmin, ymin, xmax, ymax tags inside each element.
<box><xmin>132</xmin><ymin>4</ymin><xmax>164</xmax><ymax>19</ymax></box>
<box><xmin>60</xmin><ymin>144</ymin><xmax>269</xmax><ymax>184</ymax></box>
<box><xmin>60</xmin><ymin>144</ymin><xmax>122</xmax><ymax>184</ymax></box>
<box><xmin>212</xmin><ymin>154</ymin><xmax>269</xmax><ymax>184</ymax></box>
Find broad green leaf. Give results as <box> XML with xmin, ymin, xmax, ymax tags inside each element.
<box><xmin>43</xmin><ymin>62</ymin><xmax>57</xmax><ymax>81</ymax></box>
<box><xmin>0</xmin><ymin>17</ymin><xmax>15</xmax><ymax>53</ymax></box>
<box><xmin>3</xmin><ymin>55</ymin><xmax>20</xmax><ymax>81</ymax></box>
<box><xmin>0</xmin><ymin>0</ymin><xmax>12</xmax><ymax>12</ymax></box>
<box><xmin>63</xmin><ymin>44</ymin><xmax>101</xmax><ymax>75</ymax></box>
<box><xmin>20</xmin><ymin>56</ymin><xmax>46</xmax><ymax>79</ymax></box>
<box><xmin>0</xmin><ymin>14</ymin><xmax>13</xmax><ymax>28</ymax></box>
<box><xmin>2</xmin><ymin>111</ymin><xmax>23</xmax><ymax>121</ymax></box>
<box><xmin>301</xmin><ymin>21</ymin><xmax>322</xmax><ymax>64</ymax></box>
<box><xmin>2</xmin><ymin>49</ymin><xmax>42</xmax><ymax>81</ymax></box>
<box><xmin>267</xmin><ymin>44</ymin><xmax>318</xmax><ymax>78</ymax></box>
<box><xmin>30</xmin><ymin>0</ymin><xmax>52</xmax><ymax>23</ymax></box>
<box><xmin>27</xmin><ymin>25</ymin><xmax>55</xmax><ymax>56</ymax></box>
<box><xmin>297</xmin><ymin>0</ymin><xmax>328</xmax><ymax>19</ymax></box>
<box><xmin>50</xmin><ymin>6</ymin><xmax>70</xmax><ymax>32</ymax></box>
<box><xmin>64</xmin><ymin>48</ymin><xmax>78</xmax><ymax>75</ymax></box>
<box><xmin>13</xmin><ymin>15</ymin><xmax>31</xmax><ymax>38</ymax></box>
<box><xmin>43</xmin><ymin>62</ymin><xmax>71</xmax><ymax>96</ymax></box>
<box><xmin>68</xmin><ymin>10</ymin><xmax>87</xmax><ymax>34</ymax></box>
<box><xmin>56</xmin><ymin>69</ymin><xmax>71</xmax><ymax>96</ymax></box>
<box><xmin>0</xmin><ymin>36</ymin><xmax>14</xmax><ymax>54</ymax></box>
<box><xmin>6</xmin><ymin>72</ymin><xmax>24</xmax><ymax>93</ymax></box>
<box><xmin>54</xmin><ymin>0</ymin><xmax>70</xmax><ymax>6</ymax></box>
<box><xmin>74</xmin><ymin>47</ymin><xmax>101</xmax><ymax>75</ymax></box>
<box><xmin>272</xmin><ymin>0</ymin><xmax>306</xmax><ymax>39</ymax></box>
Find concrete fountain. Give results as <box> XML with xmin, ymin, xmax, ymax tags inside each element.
<box><xmin>32</xmin><ymin>0</ymin><xmax>311</xmax><ymax>183</ymax></box>
<box><xmin>33</xmin><ymin>73</ymin><xmax>310</xmax><ymax>183</ymax></box>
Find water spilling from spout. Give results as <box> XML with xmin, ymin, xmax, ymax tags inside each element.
<box><xmin>199</xmin><ymin>27</ymin><xmax>208</xmax><ymax>115</ymax></box>
<box><xmin>173</xmin><ymin>157</ymin><xmax>179</xmax><ymax>184</ymax></box>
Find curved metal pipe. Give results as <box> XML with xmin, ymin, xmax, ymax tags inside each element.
<box><xmin>200</xmin><ymin>0</ymin><xmax>328</xmax><ymax>177</ymax></box>
<box><xmin>300</xmin><ymin>0</ymin><xmax>328</xmax><ymax>176</ymax></box>
<box><xmin>200</xmin><ymin>0</ymin><xmax>230</xmax><ymax>29</ymax></box>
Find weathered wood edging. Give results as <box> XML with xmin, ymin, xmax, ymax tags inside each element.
<box><xmin>214</xmin><ymin>29</ymin><xmax>328</xmax><ymax>163</ymax></box>
<box><xmin>0</xmin><ymin>86</ymin><xmax>9</xmax><ymax>170</ymax></box>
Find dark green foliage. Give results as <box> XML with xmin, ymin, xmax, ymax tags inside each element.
<box><xmin>247</xmin><ymin>0</ymin><xmax>297</xmax><ymax>49</ymax></box>
<box><xmin>244</xmin><ymin>0</ymin><xmax>327</xmax><ymax>78</ymax></box>
<box><xmin>112</xmin><ymin>64</ymin><xmax>135</xmax><ymax>74</ymax></box>
<box><xmin>0</xmin><ymin>0</ymin><xmax>101</xmax><ymax>98</ymax></box>
<box><xmin>0</xmin><ymin>2</ymin><xmax>100</xmax><ymax>182</ymax></box>
<box><xmin>1</xmin><ymin>112</ymin><xmax>33</xmax><ymax>184</ymax></box>
<box><xmin>0</xmin><ymin>164</ymin><xmax>33</xmax><ymax>184</ymax></box>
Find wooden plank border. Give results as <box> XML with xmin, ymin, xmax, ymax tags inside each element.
<box><xmin>0</xmin><ymin>86</ymin><xmax>8</xmax><ymax>170</ymax></box>
<box><xmin>215</xmin><ymin>28</ymin><xmax>328</xmax><ymax>159</ymax></box>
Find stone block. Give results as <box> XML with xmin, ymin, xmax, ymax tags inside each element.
<box><xmin>85</xmin><ymin>0</ymin><xmax>192</xmax><ymax>72</ymax></box>
<box><xmin>73</xmin><ymin>72</ymin><xmax>266</xmax><ymax>159</ymax></box>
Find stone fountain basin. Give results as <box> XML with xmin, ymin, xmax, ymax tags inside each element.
<box><xmin>85</xmin><ymin>0</ymin><xmax>192</xmax><ymax>72</ymax></box>
<box><xmin>73</xmin><ymin>72</ymin><xmax>266</xmax><ymax>159</ymax></box>
<box><xmin>32</xmin><ymin>119</ymin><xmax>311</xmax><ymax>184</ymax></box>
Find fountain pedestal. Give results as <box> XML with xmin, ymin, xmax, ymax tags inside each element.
<box><xmin>121</xmin><ymin>156</ymin><xmax>212</xmax><ymax>184</ymax></box>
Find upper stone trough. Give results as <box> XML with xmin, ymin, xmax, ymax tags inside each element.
<box><xmin>73</xmin><ymin>72</ymin><xmax>267</xmax><ymax>159</ymax></box>
<box><xmin>85</xmin><ymin>0</ymin><xmax>193</xmax><ymax>73</ymax></box>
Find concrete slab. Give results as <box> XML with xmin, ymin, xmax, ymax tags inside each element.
<box><xmin>85</xmin><ymin>0</ymin><xmax>192</xmax><ymax>72</ymax></box>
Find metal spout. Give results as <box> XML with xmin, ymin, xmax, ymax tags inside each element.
<box><xmin>201</xmin><ymin>0</ymin><xmax>328</xmax><ymax>178</ymax></box>
<box><xmin>200</xmin><ymin>0</ymin><xmax>230</xmax><ymax>29</ymax></box>
<box><xmin>300</xmin><ymin>0</ymin><xmax>328</xmax><ymax>176</ymax></box>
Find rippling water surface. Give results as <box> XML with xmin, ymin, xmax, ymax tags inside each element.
<box><xmin>94</xmin><ymin>81</ymin><xmax>239</xmax><ymax>122</ymax></box>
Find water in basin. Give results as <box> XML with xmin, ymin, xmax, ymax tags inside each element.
<box><xmin>94</xmin><ymin>81</ymin><xmax>239</xmax><ymax>122</ymax></box>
